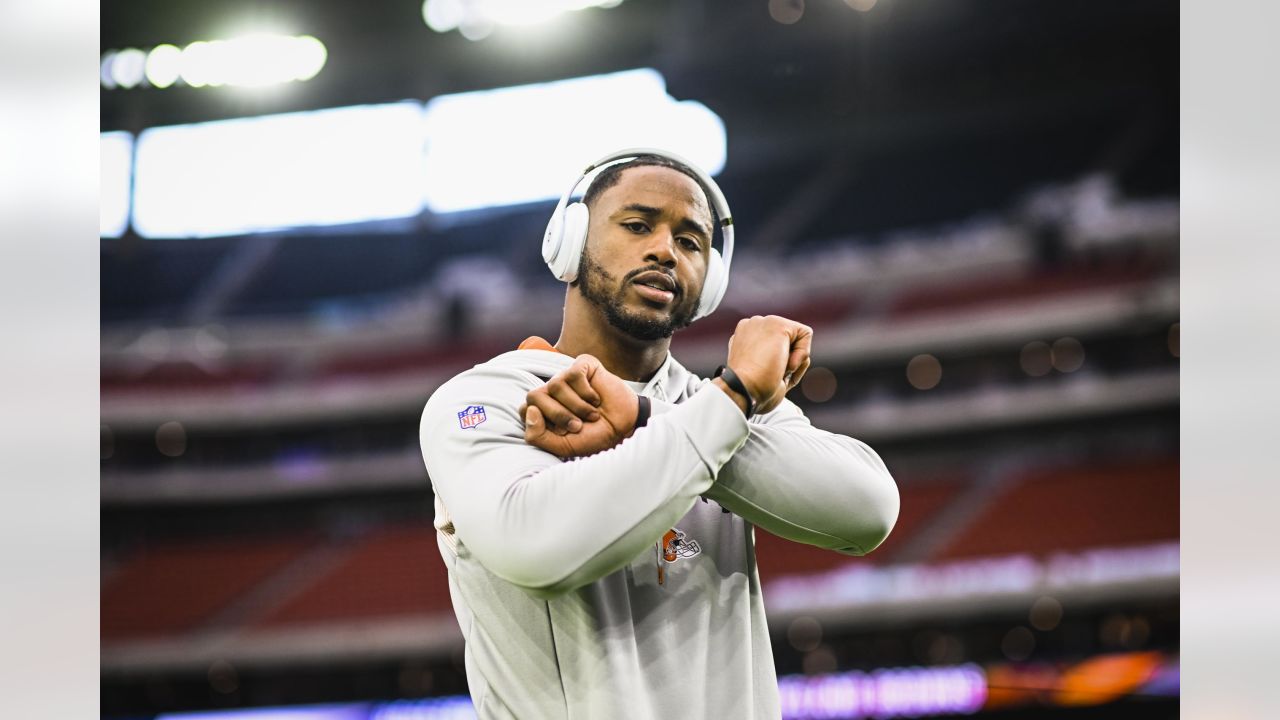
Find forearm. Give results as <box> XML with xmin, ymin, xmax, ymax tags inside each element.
<box><xmin>424</xmin><ymin>383</ymin><xmax>749</xmax><ymax>596</ymax></box>
<box><xmin>652</xmin><ymin>396</ymin><xmax>899</xmax><ymax>555</ymax></box>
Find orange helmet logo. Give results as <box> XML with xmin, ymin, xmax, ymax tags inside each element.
<box><xmin>660</xmin><ymin>528</ymin><xmax>702</xmax><ymax>562</ymax></box>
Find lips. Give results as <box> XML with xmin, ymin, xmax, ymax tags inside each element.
<box><xmin>630</xmin><ymin>271</ymin><xmax>679</xmax><ymax>305</ymax></box>
<box><xmin>631</xmin><ymin>271</ymin><xmax>677</xmax><ymax>293</ymax></box>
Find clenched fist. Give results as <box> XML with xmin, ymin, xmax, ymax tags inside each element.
<box><xmin>721</xmin><ymin>315</ymin><xmax>813</xmax><ymax>415</ymax></box>
<box><xmin>519</xmin><ymin>354</ymin><xmax>639</xmax><ymax>459</ymax></box>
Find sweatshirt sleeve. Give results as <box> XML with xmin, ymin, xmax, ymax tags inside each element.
<box><xmin>420</xmin><ymin>366</ymin><xmax>750</xmax><ymax>597</ymax></box>
<box><xmin>671</xmin><ymin>385</ymin><xmax>900</xmax><ymax>556</ymax></box>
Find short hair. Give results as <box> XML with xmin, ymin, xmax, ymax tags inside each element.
<box><xmin>580</xmin><ymin>155</ymin><xmax>719</xmax><ymax>229</ymax></box>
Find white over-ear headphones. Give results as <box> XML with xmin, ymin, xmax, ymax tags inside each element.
<box><xmin>541</xmin><ymin>147</ymin><xmax>734</xmax><ymax>321</ymax></box>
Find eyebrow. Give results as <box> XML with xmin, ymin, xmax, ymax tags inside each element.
<box><xmin>617</xmin><ymin>203</ymin><xmax>713</xmax><ymax>241</ymax></box>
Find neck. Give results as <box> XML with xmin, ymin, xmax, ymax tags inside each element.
<box><xmin>554</xmin><ymin>290</ymin><xmax>671</xmax><ymax>382</ymax></box>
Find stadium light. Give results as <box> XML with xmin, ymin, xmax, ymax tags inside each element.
<box><xmin>100</xmin><ymin>132</ymin><xmax>133</xmax><ymax>238</ymax></box>
<box><xmin>102</xmin><ymin>35</ymin><xmax>327</xmax><ymax>90</ymax></box>
<box><xmin>144</xmin><ymin>44</ymin><xmax>182</xmax><ymax>89</ymax></box>
<box><xmin>132</xmin><ymin>103</ymin><xmax>427</xmax><ymax>239</ymax></box>
<box><xmin>110</xmin><ymin>48</ymin><xmax>148</xmax><ymax>89</ymax></box>
<box><xmin>100</xmin><ymin>51</ymin><xmax>118</xmax><ymax>89</ymax></box>
<box><xmin>423</xmin><ymin>0</ymin><xmax>625</xmax><ymax>41</ymax></box>
<box><xmin>421</xmin><ymin>68</ymin><xmax>727</xmax><ymax>213</ymax></box>
<box><xmin>121</xmin><ymin>69</ymin><xmax>724</xmax><ymax>237</ymax></box>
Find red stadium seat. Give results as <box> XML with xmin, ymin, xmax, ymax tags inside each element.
<box><xmin>933</xmin><ymin>458</ymin><xmax>1178</xmax><ymax>561</ymax></box>
<box><xmin>101</xmin><ymin>534</ymin><xmax>314</xmax><ymax>640</ymax></box>
<box><xmin>888</xmin><ymin>266</ymin><xmax>1154</xmax><ymax>318</ymax></box>
<box><xmin>252</xmin><ymin>524</ymin><xmax>451</xmax><ymax>627</ymax></box>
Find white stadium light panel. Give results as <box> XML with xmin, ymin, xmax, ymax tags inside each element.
<box><xmin>423</xmin><ymin>0</ymin><xmax>627</xmax><ymax>37</ymax></box>
<box><xmin>421</xmin><ymin>68</ymin><xmax>727</xmax><ymax>214</ymax></box>
<box><xmin>100</xmin><ymin>132</ymin><xmax>133</xmax><ymax>238</ymax></box>
<box><xmin>132</xmin><ymin>103</ymin><xmax>428</xmax><ymax>239</ymax></box>
<box><xmin>126</xmin><ymin>70</ymin><xmax>725</xmax><ymax>238</ymax></box>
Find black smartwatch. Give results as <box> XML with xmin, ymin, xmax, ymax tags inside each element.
<box><xmin>635</xmin><ymin>395</ymin><xmax>651</xmax><ymax>429</ymax></box>
<box><xmin>713</xmin><ymin>365</ymin><xmax>756</xmax><ymax>418</ymax></box>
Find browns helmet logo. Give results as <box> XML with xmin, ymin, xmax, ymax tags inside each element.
<box><xmin>660</xmin><ymin>527</ymin><xmax>702</xmax><ymax>562</ymax></box>
<box><xmin>656</xmin><ymin>527</ymin><xmax>702</xmax><ymax>586</ymax></box>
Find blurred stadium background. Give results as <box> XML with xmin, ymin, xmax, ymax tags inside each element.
<box><xmin>99</xmin><ymin>1</ymin><xmax>1178</xmax><ymax>718</ymax></box>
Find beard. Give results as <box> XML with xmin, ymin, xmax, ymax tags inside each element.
<box><xmin>576</xmin><ymin>250</ymin><xmax>699</xmax><ymax>341</ymax></box>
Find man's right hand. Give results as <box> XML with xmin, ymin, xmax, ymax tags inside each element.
<box><xmin>721</xmin><ymin>315</ymin><xmax>813</xmax><ymax>415</ymax></box>
<box><xmin>520</xmin><ymin>354</ymin><xmax>639</xmax><ymax>459</ymax></box>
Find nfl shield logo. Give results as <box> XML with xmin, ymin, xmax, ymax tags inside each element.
<box><xmin>457</xmin><ymin>405</ymin><xmax>487</xmax><ymax>430</ymax></box>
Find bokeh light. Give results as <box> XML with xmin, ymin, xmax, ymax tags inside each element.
<box><xmin>1100</xmin><ymin>613</ymin><xmax>1151</xmax><ymax>649</ymax></box>
<box><xmin>144</xmin><ymin>44</ymin><xmax>182</xmax><ymax>89</ymax></box>
<box><xmin>906</xmin><ymin>354</ymin><xmax>942</xmax><ymax>390</ymax></box>
<box><xmin>424</xmin><ymin>0</ymin><xmax>466</xmax><ymax>32</ymax></box>
<box><xmin>104</xmin><ymin>35</ymin><xmax>328</xmax><ymax>90</ymax></box>
<box><xmin>155</xmin><ymin>421</ymin><xmax>188</xmax><ymax>458</ymax></box>
<box><xmin>111</xmin><ymin>48</ymin><xmax>148</xmax><ymax>89</ymax></box>
<box><xmin>1020</xmin><ymin>341</ymin><xmax>1053</xmax><ymax>377</ymax></box>
<box><xmin>1051</xmin><ymin>337</ymin><xmax>1085</xmax><ymax>373</ymax></box>
<box><xmin>800</xmin><ymin>366</ymin><xmax>837</xmax><ymax>402</ymax></box>
<box><xmin>769</xmin><ymin>0</ymin><xmax>805</xmax><ymax>25</ymax></box>
<box><xmin>1029</xmin><ymin>596</ymin><xmax>1064</xmax><ymax>631</ymax></box>
<box><xmin>179</xmin><ymin>41</ymin><xmax>215</xmax><ymax>87</ymax></box>
<box><xmin>1001</xmin><ymin>626</ymin><xmax>1035</xmax><ymax>661</ymax></box>
<box><xmin>787</xmin><ymin>616</ymin><xmax>823</xmax><ymax>652</ymax></box>
<box><xmin>846</xmin><ymin>0</ymin><xmax>877</xmax><ymax>11</ymax></box>
<box><xmin>923</xmin><ymin>633</ymin><xmax>965</xmax><ymax>664</ymax></box>
<box><xmin>100</xmin><ymin>50</ymin><xmax>118</xmax><ymax>88</ymax></box>
<box><xmin>802</xmin><ymin>645</ymin><xmax>838</xmax><ymax>675</ymax></box>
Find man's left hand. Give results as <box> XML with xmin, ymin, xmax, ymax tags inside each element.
<box><xmin>520</xmin><ymin>354</ymin><xmax>638</xmax><ymax>459</ymax></box>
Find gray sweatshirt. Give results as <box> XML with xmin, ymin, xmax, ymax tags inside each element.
<box><xmin>419</xmin><ymin>345</ymin><xmax>899</xmax><ymax>719</ymax></box>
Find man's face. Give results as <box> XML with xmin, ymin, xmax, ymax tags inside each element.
<box><xmin>576</xmin><ymin>165</ymin><xmax>714</xmax><ymax>341</ymax></box>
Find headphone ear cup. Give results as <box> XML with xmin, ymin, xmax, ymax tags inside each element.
<box><xmin>556</xmin><ymin>202</ymin><xmax>590</xmax><ymax>283</ymax></box>
<box><xmin>695</xmin><ymin>249</ymin><xmax>727</xmax><ymax>320</ymax></box>
<box><xmin>544</xmin><ymin>202</ymin><xmax>590</xmax><ymax>282</ymax></box>
<box><xmin>542</xmin><ymin>208</ymin><xmax>565</xmax><ymax>275</ymax></box>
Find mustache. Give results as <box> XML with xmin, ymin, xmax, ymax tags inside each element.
<box><xmin>623</xmin><ymin>266</ymin><xmax>681</xmax><ymax>295</ymax></box>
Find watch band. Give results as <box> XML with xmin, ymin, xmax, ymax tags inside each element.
<box><xmin>713</xmin><ymin>365</ymin><xmax>756</xmax><ymax>418</ymax></box>
<box><xmin>635</xmin><ymin>395</ymin><xmax>651</xmax><ymax>429</ymax></box>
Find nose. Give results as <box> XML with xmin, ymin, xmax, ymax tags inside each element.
<box><xmin>642</xmin><ymin>226</ymin><xmax>678</xmax><ymax>269</ymax></box>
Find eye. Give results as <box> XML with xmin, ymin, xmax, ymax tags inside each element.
<box><xmin>622</xmin><ymin>221</ymin><xmax>649</xmax><ymax>234</ymax></box>
<box><xmin>679</xmin><ymin>236</ymin><xmax>702</xmax><ymax>252</ymax></box>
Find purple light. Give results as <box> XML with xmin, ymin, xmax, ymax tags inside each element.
<box><xmin>155</xmin><ymin>704</ymin><xmax>369</xmax><ymax>720</ymax></box>
<box><xmin>765</xmin><ymin>542</ymin><xmax>1179</xmax><ymax>614</ymax></box>
<box><xmin>370</xmin><ymin>697</ymin><xmax>477</xmax><ymax>720</ymax></box>
<box><xmin>1139</xmin><ymin>659</ymin><xmax>1181</xmax><ymax>697</ymax></box>
<box><xmin>779</xmin><ymin>664</ymin><xmax>986</xmax><ymax>720</ymax></box>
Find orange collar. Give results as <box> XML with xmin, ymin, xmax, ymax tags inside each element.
<box><xmin>517</xmin><ymin>336</ymin><xmax>563</xmax><ymax>354</ymax></box>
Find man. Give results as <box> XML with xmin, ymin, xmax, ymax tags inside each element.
<box><xmin>419</xmin><ymin>150</ymin><xmax>899</xmax><ymax>719</ymax></box>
